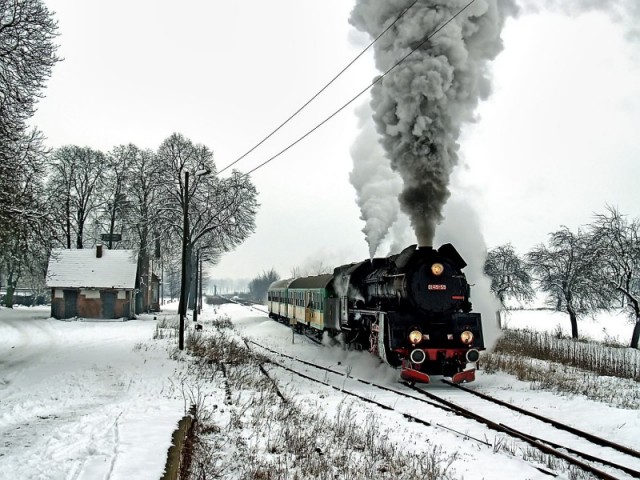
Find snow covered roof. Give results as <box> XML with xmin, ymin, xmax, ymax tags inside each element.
<box><xmin>46</xmin><ymin>247</ymin><xmax>138</xmax><ymax>289</ymax></box>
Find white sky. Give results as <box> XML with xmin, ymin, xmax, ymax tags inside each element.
<box><xmin>31</xmin><ymin>1</ymin><xmax>640</xmax><ymax>281</ymax></box>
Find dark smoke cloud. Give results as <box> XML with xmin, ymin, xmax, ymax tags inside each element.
<box><xmin>350</xmin><ymin>0</ymin><xmax>516</xmax><ymax>246</ymax></box>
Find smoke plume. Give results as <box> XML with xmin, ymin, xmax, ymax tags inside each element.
<box><xmin>350</xmin><ymin>0</ymin><xmax>515</xmax><ymax>246</ymax></box>
<box><xmin>434</xmin><ymin>197</ymin><xmax>503</xmax><ymax>349</ymax></box>
<box><xmin>349</xmin><ymin>103</ymin><xmax>403</xmax><ymax>258</ymax></box>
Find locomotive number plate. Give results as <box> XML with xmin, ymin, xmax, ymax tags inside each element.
<box><xmin>428</xmin><ymin>284</ymin><xmax>447</xmax><ymax>290</ymax></box>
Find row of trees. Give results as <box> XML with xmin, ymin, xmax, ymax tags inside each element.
<box><xmin>246</xmin><ymin>260</ymin><xmax>336</xmax><ymax>303</ymax></box>
<box><xmin>0</xmin><ymin>0</ymin><xmax>259</xmax><ymax>310</ymax></box>
<box><xmin>484</xmin><ymin>206</ymin><xmax>640</xmax><ymax>348</ymax></box>
<box><xmin>1</xmin><ymin>133</ymin><xmax>259</xmax><ymax>311</ymax></box>
<box><xmin>248</xmin><ymin>269</ymin><xmax>280</xmax><ymax>303</ymax></box>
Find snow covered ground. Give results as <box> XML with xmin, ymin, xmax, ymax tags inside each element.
<box><xmin>500</xmin><ymin>308</ymin><xmax>636</xmax><ymax>346</ymax></box>
<box><xmin>1</xmin><ymin>303</ymin><xmax>638</xmax><ymax>479</ymax></box>
<box><xmin>0</xmin><ymin>305</ymin><xmax>187</xmax><ymax>480</ymax></box>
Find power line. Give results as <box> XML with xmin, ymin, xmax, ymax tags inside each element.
<box><xmin>218</xmin><ymin>0</ymin><xmax>420</xmax><ymax>175</ymax></box>
<box><xmin>243</xmin><ymin>0</ymin><xmax>477</xmax><ymax>177</ymax></box>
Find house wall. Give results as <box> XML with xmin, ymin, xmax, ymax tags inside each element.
<box><xmin>50</xmin><ymin>288</ymin><xmax>135</xmax><ymax>320</ymax></box>
<box><xmin>51</xmin><ymin>289</ymin><xmax>64</xmax><ymax>319</ymax></box>
<box><xmin>78</xmin><ymin>288</ymin><xmax>102</xmax><ymax>318</ymax></box>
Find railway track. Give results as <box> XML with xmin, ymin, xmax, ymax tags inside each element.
<box><xmin>247</xmin><ymin>339</ymin><xmax>640</xmax><ymax>480</ymax></box>
<box><xmin>408</xmin><ymin>382</ymin><xmax>640</xmax><ymax>480</ymax></box>
<box><xmin>245</xmin><ymin>340</ymin><xmax>492</xmax><ymax>445</ymax></box>
<box><xmin>443</xmin><ymin>380</ymin><xmax>640</xmax><ymax>461</ymax></box>
<box><xmin>228</xmin><ymin>300</ymin><xmax>639</xmax><ymax>479</ymax></box>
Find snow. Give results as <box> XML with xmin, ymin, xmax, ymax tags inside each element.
<box><xmin>0</xmin><ymin>305</ymin><xmax>186</xmax><ymax>480</ymax></box>
<box><xmin>1</xmin><ymin>303</ymin><xmax>638</xmax><ymax>479</ymax></box>
<box><xmin>501</xmin><ymin>308</ymin><xmax>635</xmax><ymax>344</ymax></box>
<box><xmin>46</xmin><ymin>248</ymin><xmax>138</xmax><ymax>289</ymax></box>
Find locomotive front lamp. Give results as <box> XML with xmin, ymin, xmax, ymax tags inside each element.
<box><xmin>409</xmin><ymin>330</ymin><xmax>423</xmax><ymax>344</ymax></box>
<box><xmin>460</xmin><ymin>330</ymin><xmax>474</xmax><ymax>345</ymax></box>
<box><xmin>431</xmin><ymin>263</ymin><xmax>444</xmax><ymax>276</ymax></box>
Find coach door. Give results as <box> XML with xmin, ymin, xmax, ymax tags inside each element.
<box><xmin>305</xmin><ymin>291</ymin><xmax>312</xmax><ymax>323</ymax></box>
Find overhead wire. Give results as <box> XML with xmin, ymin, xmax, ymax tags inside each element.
<box><xmin>242</xmin><ymin>0</ymin><xmax>477</xmax><ymax>177</ymax></box>
<box><xmin>217</xmin><ymin>0</ymin><xmax>420</xmax><ymax>175</ymax></box>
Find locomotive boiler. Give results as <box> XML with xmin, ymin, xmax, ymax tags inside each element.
<box><xmin>268</xmin><ymin>243</ymin><xmax>484</xmax><ymax>384</ymax></box>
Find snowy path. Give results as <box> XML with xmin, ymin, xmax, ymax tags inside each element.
<box><xmin>0</xmin><ymin>306</ymin><xmax>185</xmax><ymax>480</ymax></box>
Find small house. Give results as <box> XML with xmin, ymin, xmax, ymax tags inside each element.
<box><xmin>46</xmin><ymin>245</ymin><xmax>138</xmax><ymax>320</ymax></box>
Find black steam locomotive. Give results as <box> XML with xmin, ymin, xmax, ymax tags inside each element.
<box><xmin>267</xmin><ymin>244</ymin><xmax>484</xmax><ymax>384</ymax></box>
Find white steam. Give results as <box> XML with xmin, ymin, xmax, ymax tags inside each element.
<box><xmin>434</xmin><ymin>197</ymin><xmax>502</xmax><ymax>350</ymax></box>
<box><xmin>349</xmin><ymin>103</ymin><xmax>403</xmax><ymax>258</ymax></box>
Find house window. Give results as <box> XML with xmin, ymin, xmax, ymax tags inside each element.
<box><xmin>81</xmin><ymin>289</ymin><xmax>101</xmax><ymax>299</ymax></box>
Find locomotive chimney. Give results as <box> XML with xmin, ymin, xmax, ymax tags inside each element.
<box><xmin>96</xmin><ymin>244</ymin><xmax>103</xmax><ymax>258</ymax></box>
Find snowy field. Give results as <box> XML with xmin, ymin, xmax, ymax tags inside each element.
<box><xmin>1</xmin><ymin>303</ymin><xmax>638</xmax><ymax>479</ymax></box>
<box><xmin>0</xmin><ymin>305</ymin><xmax>187</xmax><ymax>480</ymax></box>
<box><xmin>500</xmin><ymin>308</ymin><xmax>636</xmax><ymax>346</ymax></box>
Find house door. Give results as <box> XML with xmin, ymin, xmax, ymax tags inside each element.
<box><xmin>102</xmin><ymin>292</ymin><xmax>117</xmax><ymax>318</ymax></box>
<box><xmin>63</xmin><ymin>290</ymin><xmax>78</xmax><ymax>318</ymax></box>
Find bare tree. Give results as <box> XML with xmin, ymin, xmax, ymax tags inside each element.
<box><xmin>155</xmin><ymin>133</ymin><xmax>258</xmax><ymax>313</ymax></box>
<box><xmin>484</xmin><ymin>243</ymin><xmax>535</xmax><ymax>307</ymax></box>
<box><xmin>123</xmin><ymin>145</ymin><xmax>165</xmax><ymax>312</ymax></box>
<box><xmin>96</xmin><ymin>145</ymin><xmax>136</xmax><ymax>249</ymax></box>
<box><xmin>0</xmin><ymin>132</ymin><xmax>50</xmax><ymax>307</ymax></box>
<box><xmin>527</xmin><ymin>227</ymin><xmax>609</xmax><ymax>339</ymax></box>
<box><xmin>290</xmin><ymin>258</ymin><xmax>332</xmax><ymax>278</ymax></box>
<box><xmin>0</xmin><ymin>0</ymin><xmax>59</xmax><ymax>251</ymax></box>
<box><xmin>0</xmin><ymin>0</ymin><xmax>58</xmax><ymax>144</ymax></box>
<box><xmin>46</xmin><ymin>146</ymin><xmax>106</xmax><ymax>249</ymax></box>
<box><xmin>248</xmin><ymin>268</ymin><xmax>280</xmax><ymax>303</ymax></box>
<box><xmin>590</xmin><ymin>206</ymin><xmax>640</xmax><ymax>348</ymax></box>
<box><xmin>1</xmin><ymin>220</ymin><xmax>50</xmax><ymax>307</ymax></box>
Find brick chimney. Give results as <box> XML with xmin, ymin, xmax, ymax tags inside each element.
<box><xmin>96</xmin><ymin>244</ymin><xmax>103</xmax><ymax>258</ymax></box>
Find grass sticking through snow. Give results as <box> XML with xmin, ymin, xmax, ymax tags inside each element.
<box><xmin>176</xmin><ymin>315</ymin><xmax>460</xmax><ymax>480</ymax></box>
<box><xmin>483</xmin><ymin>328</ymin><xmax>640</xmax><ymax>408</ymax></box>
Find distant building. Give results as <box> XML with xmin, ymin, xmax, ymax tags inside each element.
<box><xmin>46</xmin><ymin>245</ymin><xmax>138</xmax><ymax>320</ymax></box>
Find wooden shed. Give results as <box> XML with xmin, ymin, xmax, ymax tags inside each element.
<box><xmin>46</xmin><ymin>245</ymin><xmax>138</xmax><ymax>320</ymax></box>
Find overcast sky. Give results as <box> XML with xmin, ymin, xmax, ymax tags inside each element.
<box><xmin>32</xmin><ymin>0</ymin><xmax>640</xmax><ymax>282</ymax></box>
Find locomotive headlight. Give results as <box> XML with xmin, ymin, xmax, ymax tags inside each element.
<box><xmin>408</xmin><ymin>330</ymin><xmax>423</xmax><ymax>344</ymax></box>
<box><xmin>431</xmin><ymin>263</ymin><xmax>444</xmax><ymax>276</ymax></box>
<box><xmin>460</xmin><ymin>330</ymin><xmax>474</xmax><ymax>345</ymax></box>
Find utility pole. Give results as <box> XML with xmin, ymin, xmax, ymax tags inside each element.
<box><xmin>193</xmin><ymin>250</ymin><xmax>199</xmax><ymax>324</ymax></box>
<box><xmin>198</xmin><ymin>254</ymin><xmax>203</xmax><ymax>314</ymax></box>
<box><xmin>178</xmin><ymin>171</ymin><xmax>189</xmax><ymax>350</ymax></box>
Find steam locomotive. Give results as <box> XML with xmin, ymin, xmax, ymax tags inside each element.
<box><xmin>267</xmin><ymin>244</ymin><xmax>484</xmax><ymax>384</ymax></box>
